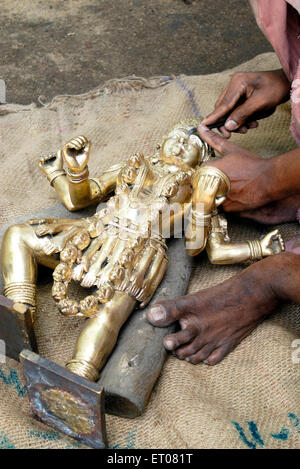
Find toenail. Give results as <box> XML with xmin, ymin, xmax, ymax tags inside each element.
<box><xmin>164</xmin><ymin>339</ymin><xmax>174</xmax><ymax>350</ymax></box>
<box><xmin>149</xmin><ymin>305</ymin><xmax>166</xmax><ymax>322</ymax></box>
<box><xmin>185</xmin><ymin>357</ymin><xmax>191</xmax><ymax>362</ymax></box>
<box><xmin>203</xmin><ymin>359</ymin><xmax>209</xmax><ymax>365</ymax></box>
<box><xmin>225</xmin><ymin>119</ymin><xmax>238</xmax><ymax>131</ymax></box>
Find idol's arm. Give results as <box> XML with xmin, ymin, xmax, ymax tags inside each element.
<box><xmin>185</xmin><ymin>166</ymin><xmax>229</xmax><ymax>256</ymax></box>
<box><xmin>206</xmin><ymin>213</ymin><xmax>285</xmax><ymax>264</ymax></box>
<box><xmin>39</xmin><ymin>136</ymin><xmax>122</xmax><ymax>211</ymax></box>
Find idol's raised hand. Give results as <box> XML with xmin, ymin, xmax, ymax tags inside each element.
<box><xmin>39</xmin><ymin>151</ymin><xmax>64</xmax><ymax>184</ymax></box>
<box><xmin>260</xmin><ymin>230</ymin><xmax>285</xmax><ymax>257</ymax></box>
<box><xmin>62</xmin><ymin>135</ymin><xmax>91</xmax><ymax>174</ymax></box>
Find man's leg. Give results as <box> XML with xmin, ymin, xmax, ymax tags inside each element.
<box><xmin>147</xmin><ymin>252</ymin><xmax>300</xmax><ymax>365</ymax></box>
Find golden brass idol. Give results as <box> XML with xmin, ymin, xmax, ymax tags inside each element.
<box><xmin>1</xmin><ymin>120</ymin><xmax>285</xmax><ymax>383</ymax></box>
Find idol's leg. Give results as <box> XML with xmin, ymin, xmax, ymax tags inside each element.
<box><xmin>2</xmin><ymin>223</ymin><xmax>58</xmax><ymax>318</ymax></box>
<box><xmin>2</xmin><ymin>224</ymin><xmax>39</xmax><ymax>318</ymax></box>
<box><xmin>66</xmin><ymin>292</ymin><xmax>136</xmax><ymax>381</ymax></box>
<box><xmin>67</xmin><ymin>236</ymin><xmax>163</xmax><ymax>381</ymax></box>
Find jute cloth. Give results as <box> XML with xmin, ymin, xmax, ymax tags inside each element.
<box><xmin>0</xmin><ymin>53</ymin><xmax>299</xmax><ymax>449</ymax></box>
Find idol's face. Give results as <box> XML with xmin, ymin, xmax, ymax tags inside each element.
<box><xmin>161</xmin><ymin>131</ymin><xmax>201</xmax><ymax>169</ymax></box>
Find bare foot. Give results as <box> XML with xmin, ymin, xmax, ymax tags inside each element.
<box><xmin>147</xmin><ymin>263</ymin><xmax>278</xmax><ymax>365</ymax></box>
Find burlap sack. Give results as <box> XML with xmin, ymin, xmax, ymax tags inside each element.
<box><xmin>0</xmin><ymin>53</ymin><xmax>299</xmax><ymax>449</ymax></box>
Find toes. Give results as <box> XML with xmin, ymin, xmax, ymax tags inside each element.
<box><xmin>204</xmin><ymin>342</ymin><xmax>233</xmax><ymax>366</ymax></box>
<box><xmin>164</xmin><ymin>328</ymin><xmax>195</xmax><ymax>352</ymax></box>
<box><xmin>175</xmin><ymin>337</ymin><xmax>203</xmax><ymax>359</ymax></box>
<box><xmin>147</xmin><ymin>304</ymin><xmax>168</xmax><ymax>326</ymax></box>
<box><xmin>202</xmin><ymin>326</ymin><xmax>256</xmax><ymax>366</ymax></box>
<box><xmin>185</xmin><ymin>343</ymin><xmax>215</xmax><ymax>364</ymax></box>
<box><xmin>147</xmin><ymin>295</ymin><xmax>195</xmax><ymax>327</ymax></box>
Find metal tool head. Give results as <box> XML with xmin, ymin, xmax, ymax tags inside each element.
<box><xmin>20</xmin><ymin>349</ymin><xmax>107</xmax><ymax>449</ymax></box>
<box><xmin>187</xmin><ymin>126</ymin><xmax>198</xmax><ymax>136</ymax></box>
<box><xmin>188</xmin><ymin>120</ymin><xmax>228</xmax><ymax>136</ymax></box>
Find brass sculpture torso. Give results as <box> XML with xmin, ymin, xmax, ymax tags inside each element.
<box><xmin>1</xmin><ymin>120</ymin><xmax>284</xmax><ymax>381</ymax></box>
<box><xmin>52</xmin><ymin>153</ymin><xmax>195</xmax><ymax>316</ymax></box>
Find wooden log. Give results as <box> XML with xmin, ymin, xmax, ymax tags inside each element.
<box><xmin>99</xmin><ymin>237</ymin><xmax>194</xmax><ymax>418</ymax></box>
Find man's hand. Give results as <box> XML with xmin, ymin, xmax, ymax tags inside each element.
<box><xmin>202</xmin><ymin>70</ymin><xmax>290</xmax><ymax>137</ymax></box>
<box><xmin>62</xmin><ymin>136</ymin><xmax>90</xmax><ymax>174</ymax></box>
<box><xmin>197</xmin><ymin>125</ymin><xmax>273</xmax><ymax>212</ymax></box>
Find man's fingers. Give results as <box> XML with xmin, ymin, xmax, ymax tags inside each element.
<box><xmin>197</xmin><ymin>124</ymin><xmax>243</xmax><ymax>156</ymax></box>
<box><xmin>236</xmin><ymin>126</ymin><xmax>248</xmax><ymax>134</ymax></box>
<box><xmin>217</xmin><ymin>122</ymin><xmax>258</xmax><ymax>137</ymax></box>
<box><xmin>224</xmin><ymin>96</ymin><xmax>265</xmax><ymax>131</ymax></box>
<box><xmin>202</xmin><ymin>81</ymin><xmax>245</xmax><ymax>127</ymax></box>
<box><xmin>214</xmin><ymin>87</ymin><xmax>228</xmax><ymax>109</ymax></box>
<box><xmin>247</xmin><ymin>120</ymin><xmax>258</xmax><ymax>129</ymax></box>
<box><xmin>218</xmin><ymin>126</ymin><xmax>231</xmax><ymax>138</ymax></box>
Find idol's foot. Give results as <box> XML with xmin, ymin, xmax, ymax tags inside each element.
<box><xmin>239</xmin><ymin>194</ymin><xmax>300</xmax><ymax>224</ymax></box>
<box><xmin>147</xmin><ymin>262</ymin><xmax>279</xmax><ymax>365</ymax></box>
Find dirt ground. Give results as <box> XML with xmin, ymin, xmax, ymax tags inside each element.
<box><xmin>0</xmin><ymin>0</ymin><xmax>272</xmax><ymax>105</ymax></box>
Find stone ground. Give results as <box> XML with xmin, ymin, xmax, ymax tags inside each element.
<box><xmin>0</xmin><ymin>0</ymin><xmax>272</xmax><ymax>105</ymax></box>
